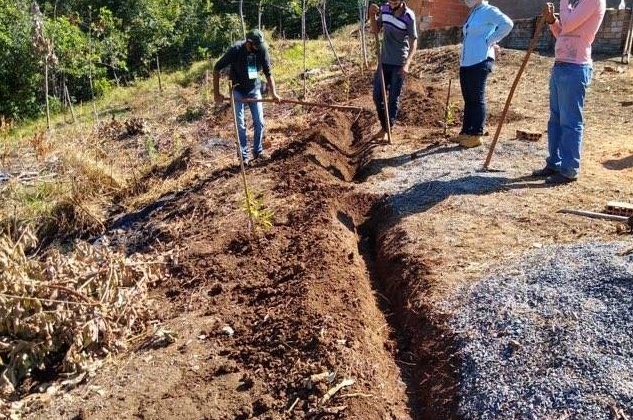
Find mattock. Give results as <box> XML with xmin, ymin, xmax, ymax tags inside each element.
<box><xmin>374</xmin><ymin>31</ymin><xmax>392</xmax><ymax>144</ymax></box>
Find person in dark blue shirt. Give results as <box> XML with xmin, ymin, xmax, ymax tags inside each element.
<box><xmin>213</xmin><ymin>30</ymin><xmax>280</xmax><ymax>165</ymax></box>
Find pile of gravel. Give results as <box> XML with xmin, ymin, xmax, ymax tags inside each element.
<box><xmin>360</xmin><ymin>138</ymin><xmax>545</xmax><ymax>214</ymax></box>
<box><xmin>451</xmin><ymin>242</ymin><xmax>633</xmax><ymax>419</ymax></box>
<box><xmin>361</xmin><ymin>128</ymin><xmax>633</xmax><ymax>418</ymax></box>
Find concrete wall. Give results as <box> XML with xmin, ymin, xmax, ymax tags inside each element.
<box><xmin>489</xmin><ymin>0</ymin><xmax>627</xmax><ymax>20</ymax></box>
<box><xmin>417</xmin><ymin>7</ymin><xmax>632</xmax><ymax>56</ymax></box>
<box><xmin>408</xmin><ymin>0</ymin><xmax>631</xmax><ymax>28</ymax></box>
<box><xmin>501</xmin><ymin>8</ymin><xmax>632</xmax><ymax>55</ymax></box>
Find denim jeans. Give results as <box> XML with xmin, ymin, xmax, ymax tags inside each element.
<box><xmin>459</xmin><ymin>58</ymin><xmax>494</xmax><ymax>135</ymax></box>
<box><xmin>373</xmin><ymin>64</ymin><xmax>405</xmax><ymax>131</ymax></box>
<box><xmin>232</xmin><ymin>88</ymin><xmax>265</xmax><ymax>159</ymax></box>
<box><xmin>545</xmin><ymin>62</ymin><xmax>593</xmax><ymax>179</ymax></box>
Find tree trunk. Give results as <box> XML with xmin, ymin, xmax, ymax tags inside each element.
<box><xmin>87</xmin><ymin>7</ymin><xmax>98</xmax><ymax>122</ymax></box>
<box><xmin>302</xmin><ymin>0</ymin><xmax>307</xmax><ymax>98</ymax></box>
<box><xmin>156</xmin><ymin>55</ymin><xmax>163</xmax><ymax>92</ymax></box>
<box><xmin>64</xmin><ymin>83</ymin><xmax>76</xmax><ymax>124</ymax></box>
<box><xmin>359</xmin><ymin>0</ymin><xmax>369</xmax><ymax>69</ymax></box>
<box><xmin>319</xmin><ymin>0</ymin><xmax>345</xmax><ymax>76</ymax></box>
<box><xmin>45</xmin><ymin>62</ymin><xmax>51</xmax><ymax>131</ymax></box>
<box><xmin>258</xmin><ymin>0</ymin><xmax>263</xmax><ymax>30</ymax></box>
<box><xmin>239</xmin><ymin>0</ymin><xmax>246</xmax><ymax>38</ymax></box>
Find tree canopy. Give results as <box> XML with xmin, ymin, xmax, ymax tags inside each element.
<box><xmin>0</xmin><ymin>0</ymin><xmax>361</xmax><ymax>121</ymax></box>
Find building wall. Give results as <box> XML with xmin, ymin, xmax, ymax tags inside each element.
<box><xmin>406</xmin><ymin>0</ymin><xmax>469</xmax><ymax>30</ymax></box>
<box><xmin>407</xmin><ymin>0</ymin><xmax>631</xmax><ymax>29</ymax></box>
<box><xmin>419</xmin><ymin>8</ymin><xmax>632</xmax><ymax>56</ymax></box>
<box><xmin>489</xmin><ymin>0</ymin><xmax>628</xmax><ymax>20</ymax></box>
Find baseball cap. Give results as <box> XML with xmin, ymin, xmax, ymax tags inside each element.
<box><xmin>246</xmin><ymin>29</ymin><xmax>268</xmax><ymax>52</ymax></box>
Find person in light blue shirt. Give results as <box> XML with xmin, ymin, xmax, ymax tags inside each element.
<box><xmin>453</xmin><ymin>0</ymin><xmax>513</xmax><ymax>148</ymax></box>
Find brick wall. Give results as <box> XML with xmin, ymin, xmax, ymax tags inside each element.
<box><xmin>489</xmin><ymin>0</ymin><xmax>627</xmax><ymax>20</ymax></box>
<box><xmin>406</xmin><ymin>0</ymin><xmax>469</xmax><ymax>30</ymax></box>
<box><xmin>417</xmin><ymin>26</ymin><xmax>463</xmax><ymax>48</ymax></box>
<box><xmin>426</xmin><ymin>0</ymin><xmax>470</xmax><ymax>28</ymax></box>
<box><xmin>417</xmin><ymin>8</ymin><xmax>632</xmax><ymax>55</ymax></box>
<box><xmin>501</xmin><ymin>17</ymin><xmax>555</xmax><ymax>51</ymax></box>
<box><xmin>500</xmin><ymin>8</ymin><xmax>632</xmax><ymax>56</ymax></box>
<box><xmin>594</xmin><ymin>7</ymin><xmax>633</xmax><ymax>53</ymax></box>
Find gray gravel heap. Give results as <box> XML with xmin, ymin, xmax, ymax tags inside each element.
<box><xmin>451</xmin><ymin>242</ymin><xmax>633</xmax><ymax>419</ymax></box>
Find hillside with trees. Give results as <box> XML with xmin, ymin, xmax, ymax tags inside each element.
<box><xmin>0</xmin><ymin>0</ymin><xmax>360</xmax><ymax>121</ymax></box>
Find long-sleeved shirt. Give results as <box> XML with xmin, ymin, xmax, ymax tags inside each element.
<box><xmin>461</xmin><ymin>1</ymin><xmax>513</xmax><ymax>67</ymax></box>
<box><xmin>214</xmin><ymin>41</ymin><xmax>272</xmax><ymax>95</ymax></box>
<box><xmin>550</xmin><ymin>0</ymin><xmax>606</xmax><ymax>65</ymax></box>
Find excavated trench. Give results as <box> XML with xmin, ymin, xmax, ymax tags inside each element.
<box><xmin>304</xmin><ymin>111</ymin><xmax>462</xmax><ymax>419</ymax></box>
<box><xmin>9</xmin><ymin>108</ymin><xmax>464</xmax><ymax>420</ymax></box>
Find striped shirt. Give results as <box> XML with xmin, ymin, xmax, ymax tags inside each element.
<box><xmin>378</xmin><ymin>2</ymin><xmax>418</xmax><ymax>66</ymax></box>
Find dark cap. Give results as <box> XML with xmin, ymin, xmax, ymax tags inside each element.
<box><xmin>246</xmin><ymin>29</ymin><xmax>268</xmax><ymax>52</ymax></box>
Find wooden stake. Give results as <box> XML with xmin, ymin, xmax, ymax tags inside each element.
<box><xmin>443</xmin><ymin>79</ymin><xmax>452</xmax><ymax>136</ymax></box>
<box><xmin>483</xmin><ymin>17</ymin><xmax>545</xmax><ymax>170</ymax></box>
<box><xmin>622</xmin><ymin>10</ymin><xmax>633</xmax><ymax>64</ymax></box>
<box><xmin>558</xmin><ymin>209</ymin><xmax>630</xmax><ymax>222</ymax></box>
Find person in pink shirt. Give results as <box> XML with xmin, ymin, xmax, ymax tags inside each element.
<box><xmin>531</xmin><ymin>0</ymin><xmax>606</xmax><ymax>185</ymax></box>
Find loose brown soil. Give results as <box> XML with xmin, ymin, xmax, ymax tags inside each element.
<box><xmin>11</xmin><ymin>45</ymin><xmax>633</xmax><ymax>420</ymax></box>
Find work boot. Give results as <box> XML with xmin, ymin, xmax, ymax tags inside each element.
<box><xmin>371</xmin><ymin>129</ymin><xmax>387</xmax><ymax>141</ymax></box>
<box><xmin>531</xmin><ymin>167</ymin><xmax>558</xmax><ymax>177</ymax></box>
<box><xmin>450</xmin><ymin>133</ymin><xmax>468</xmax><ymax>143</ymax></box>
<box><xmin>254</xmin><ymin>151</ymin><xmax>269</xmax><ymax>161</ymax></box>
<box><xmin>545</xmin><ymin>173</ymin><xmax>577</xmax><ymax>185</ymax></box>
<box><xmin>459</xmin><ymin>135</ymin><xmax>482</xmax><ymax>148</ymax></box>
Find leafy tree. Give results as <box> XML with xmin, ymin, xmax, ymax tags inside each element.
<box><xmin>46</xmin><ymin>15</ymin><xmax>109</xmax><ymax>102</ymax></box>
<box><xmin>0</xmin><ymin>0</ymin><xmax>42</xmax><ymax>119</ymax></box>
<box><xmin>95</xmin><ymin>7</ymin><xmax>128</xmax><ymax>85</ymax></box>
<box><xmin>123</xmin><ymin>0</ymin><xmax>180</xmax><ymax>75</ymax></box>
<box><xmin>0</xmin><ymin>0</ymin><xmax>361</xmax><ymax>121</ymax></box>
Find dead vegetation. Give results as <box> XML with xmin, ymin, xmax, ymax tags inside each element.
<box><xmin>0</xmin><ymin>226</ymin><xmax>171</xmax><ymax>401</ymax></box>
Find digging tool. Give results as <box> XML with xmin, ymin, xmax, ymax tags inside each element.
<box><xmin>622</xmin><ymin>10</ymin><xmax>633</xmax><ymax>64</ymax></box>
<box><xmin>374</xmin><ymin>32</ymin><xmax>392</xmax><ymax>144</ymax></box>
<box><xmin>233</xmin><ymin>97</ymin><xmax>362</xmax><ymax>112</ymax></box>
<box><xmin>559</xmin><ymin>209</ymin><xmax>633</xmax><ymax>226</ymax></box>
<box><xmin>228</xmin><ymin>86</ymin><xmax>255</xmax><ymax>234</ymax></box>
<box><xmin>482</xmin><ymin>16</ymin><xmax>546</xmax><ymax>170</ymax></box>
<box><xmin>443</xmin><ymin>79</ymin><xmax>453</xmax><ymax>136</ymax></box>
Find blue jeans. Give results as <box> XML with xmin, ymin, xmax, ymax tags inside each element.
<box><xmin>459</xmin><ymin>58</ymin><xmax>494</xmax><ymax>135</ymax></box>
<box><xmin>545</xmin><ymin>62</ymin><xmax>593</xmax><ymax>179</ymax></box>
<box><xmin>373</xmin><ymin>64</ymin><xmax>405</xmax><ymax>131</ymax></box>
<box><xmin>232</xmin><ymin>88</ymin><xmax>265</xmax><ymax>159</ymax></box>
